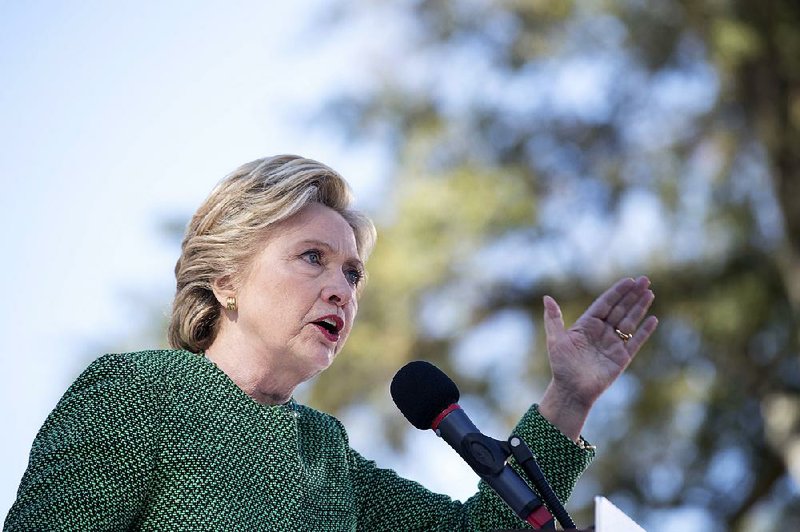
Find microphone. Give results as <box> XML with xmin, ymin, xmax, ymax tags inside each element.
<box><xmin>390</xmin><ymin>360</ymin><xmax>555</xmax><ymax>529</ymax></box>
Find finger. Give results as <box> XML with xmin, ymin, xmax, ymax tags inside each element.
<box><xmin>615</xmin><ymin>289</ymin><xmax>655</xmax><ymax>334</ymax></box>
<box><xmin>543</xmin><ymin>295</ymin><xmax>565</xmax><ymax>341</ymax></box>
<box><xmin>605</xmin><ymin>284</ymin><xmax>647</xmax><ymax>327</ymax></box>
<box><xmin>604</xmin><ymin>276</ymin><xmax>650</xmax><ymax>324</ymax></box>
<box><xmin>584</xmin><ymin>277</ymin><xmax>638</xmax><ymax>320</ymax></box>
<box><xmin>623</xmin><ymin>315</ymin><xmax>658</xmax><ymax>355</ymax></box>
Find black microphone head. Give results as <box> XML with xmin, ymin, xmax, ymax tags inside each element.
<box><xmin>390</xmin><ymin>360</ymin><xmax>460</xmax><ymax>430</ymax></box>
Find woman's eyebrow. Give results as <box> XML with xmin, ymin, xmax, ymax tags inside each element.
<box><xmin>297</xmin><ymin>239</ymin><xmax>364</xmax><ymax>269</ymax></box>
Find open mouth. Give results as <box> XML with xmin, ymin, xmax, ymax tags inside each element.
<box><xmin>311</xmin><ymin>316</ymin><xmax>343</xmax><ymax>342</ymax></box>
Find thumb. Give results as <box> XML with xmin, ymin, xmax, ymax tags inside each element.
<box><xmin>543</xmin><ymin>295</ymin><xmax>565</xmax><ymax>341</ymax></box>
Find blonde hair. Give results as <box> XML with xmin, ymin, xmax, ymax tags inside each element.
<box><xmin>168</xmin><ymin>154</ymin><xmax>377</xmax><ymax>352</ymax></box>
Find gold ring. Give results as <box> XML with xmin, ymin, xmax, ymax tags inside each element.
<box><xmin>615</xmin><ymin>328</ymin><xmax>633</xmax><ymax>342</ymax></box>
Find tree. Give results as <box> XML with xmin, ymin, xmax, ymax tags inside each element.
<box><xmin>307</xmin><ymin>1</ymin><xmax>800</xmax><ymax>529</ymax></box>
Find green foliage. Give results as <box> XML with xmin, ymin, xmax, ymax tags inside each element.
<box><xmin>309</xmin><ymin>0</ymin><xmax>800</xmax><ymax>529</ymax></box>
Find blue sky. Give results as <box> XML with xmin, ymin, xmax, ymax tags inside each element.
<box><xmin>0</xmin><ymin>0</ymin><xmax>413</xmax><ymax>515</ymax></box>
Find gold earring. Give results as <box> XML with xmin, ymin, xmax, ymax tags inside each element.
<box><xmin>226</xmin><ymin>296</ymin><xmax>237</xmax><ymax>311</ymax></box>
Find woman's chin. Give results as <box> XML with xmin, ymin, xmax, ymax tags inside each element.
<box><xmin>298</xmin><ymin>348</ymin><xmax>338</xmax><ymax>380</ymax></box>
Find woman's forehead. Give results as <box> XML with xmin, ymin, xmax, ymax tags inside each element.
<box><xmin>268</xmin><ymin>204</ymin><xmax>359</xmax><ymax>256</ymax></box>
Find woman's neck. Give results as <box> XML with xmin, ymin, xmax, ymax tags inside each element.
<box><xmin>205</xmin><ymin>332</ymin><xmax>298</xmax><ymax>405</ymax></box>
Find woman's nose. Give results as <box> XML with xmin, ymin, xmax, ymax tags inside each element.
<box><xmin>321</xmin><ymin>271</ymin><xmax>353</xmax><ymax>306</ymax></box>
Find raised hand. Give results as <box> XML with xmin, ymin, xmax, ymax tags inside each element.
<box><xmin>538</xmin><ymin>276</ymin><xmax>658</xmax><ymax>441</ymax></box>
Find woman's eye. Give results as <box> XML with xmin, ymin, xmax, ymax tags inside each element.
<box><xmin>302</xmin><ymin>250</ymin><xmax>322</xmax><ymax>265</ymax></box>
<box><xmin>346</xmin><ymin>268</ymin><xmax>363</xmax><ymax>286</ymax></box>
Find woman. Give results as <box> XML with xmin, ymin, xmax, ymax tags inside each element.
<box><xmin>5</xmin><ymin>155</ymin><xmax>657</xmax><ymax>531</ymax></box>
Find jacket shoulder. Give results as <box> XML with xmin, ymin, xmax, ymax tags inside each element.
<box><xmin>78</xmin><ymin>349</ymin><xmax>199</xmax><ymax>381</ymax></box>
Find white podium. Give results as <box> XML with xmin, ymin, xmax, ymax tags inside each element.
<box><xmin>595</xmin><ymin>496</ymin><xmax>646</xmax><ymax>531</ymax></box>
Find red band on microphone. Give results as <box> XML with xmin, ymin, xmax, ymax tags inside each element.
<box><xmin>430</xmin><ymin>404</ymin><xmax>461</xmax><ymax>431</ymax></box>
<box><xmin>525</xmin><ymin>505</ymin><xmax>554</xmax><ymax>529</ymax></box>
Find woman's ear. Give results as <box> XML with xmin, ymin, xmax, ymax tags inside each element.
<box><xmin>211</xmin><ymin>275</ymin><xmax>236</xmax><ymax>307</ymax></box>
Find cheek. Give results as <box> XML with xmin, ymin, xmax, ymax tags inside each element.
<box><xmin>343</xmin><ymin>303</ymin><xmax>358</xmax><ymax>336</ymax></box>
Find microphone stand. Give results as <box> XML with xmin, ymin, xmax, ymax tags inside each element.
<box><xmin>456</xmin><ymin>428</ymin><xmax>580</xmax><ymax>529</ymax></box>
<box><xmin>477</xmin><ymin>433</ymin><xmax>577</xmax><ymax>530</ymax></box>
<box><xmin>505</xmin><ymin>435</ymin><xmax>576</xmax><ymax>530</ymax></box>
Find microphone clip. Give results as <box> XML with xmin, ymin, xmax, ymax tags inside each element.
<box><xmin>458</xmin><ymin>432</ymin><xmax>575</xmax><ymax>530</ymax></box>
<box><xmin>460</xmin><ymin>433</ymin><xmax>510</xmax><ymax>476</ymax></box>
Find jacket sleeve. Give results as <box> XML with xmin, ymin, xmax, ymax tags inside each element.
<box><xmin>4</xmin><ymin>354</ymin><xmax>162</xmax><ymax>531</ymax></box>
<box><xmin>347</xmin><ymin>404</ymin><xmax>595</xmax><ymax>531</ymax></box>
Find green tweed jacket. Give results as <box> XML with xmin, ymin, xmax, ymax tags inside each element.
<box><xmin>5</xmin><ymin>350</ymin><xmax>594</xmax><ymax>531</ymax></box>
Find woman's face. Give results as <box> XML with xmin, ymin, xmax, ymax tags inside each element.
<box><xmin>232</xmin><ymin>203</ymin><xmax>364</xmax><ymax>382</ymax></box>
